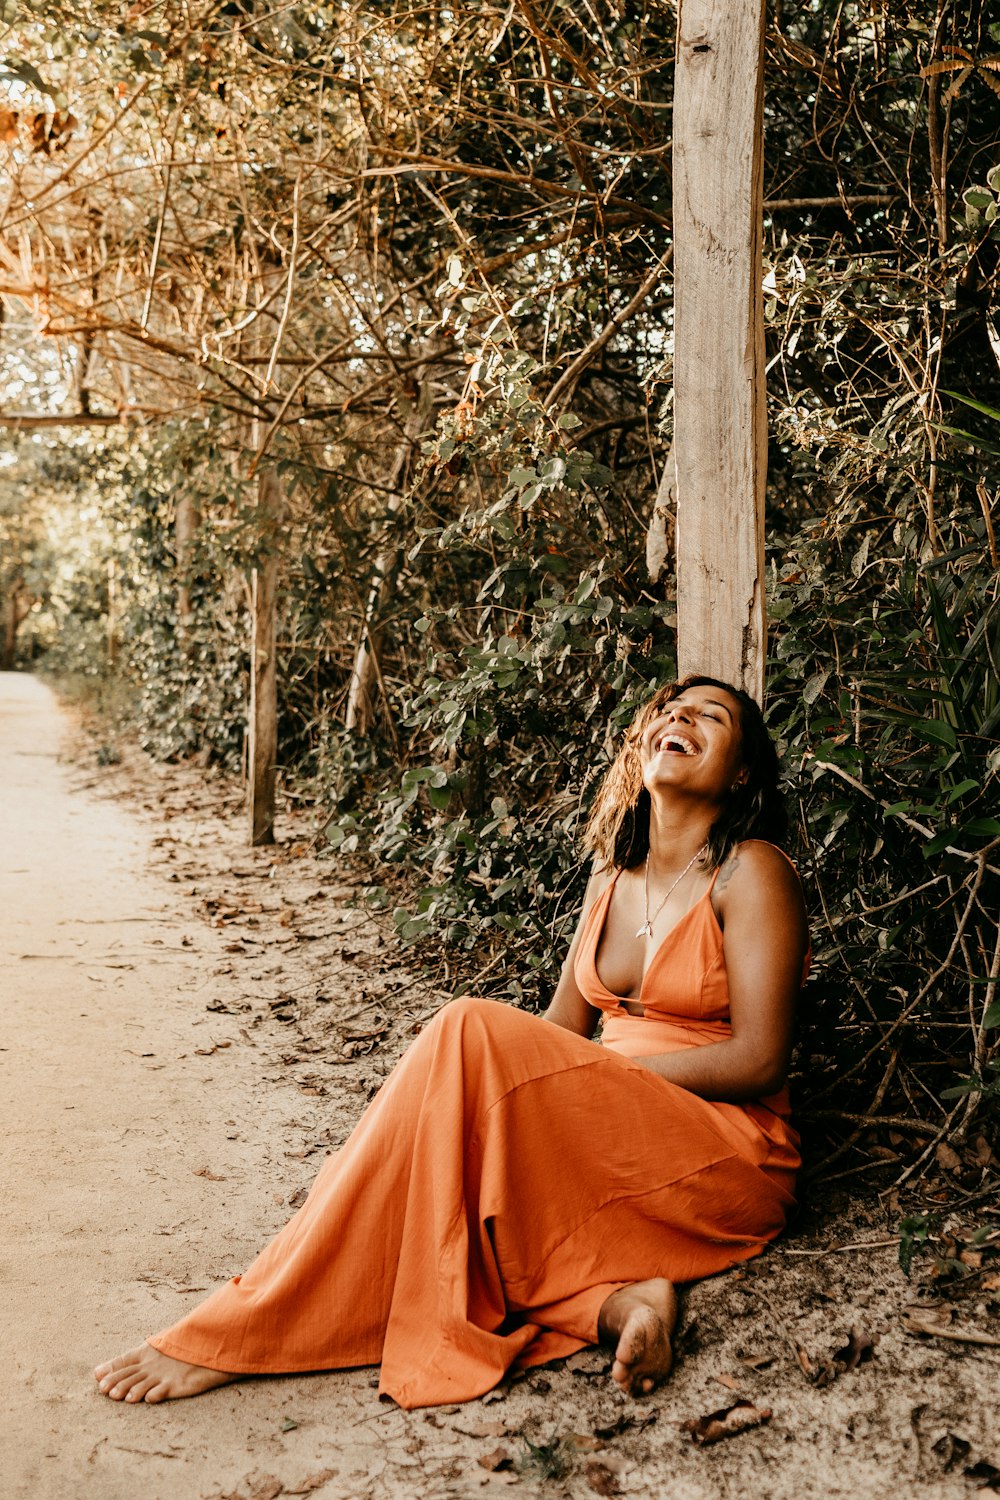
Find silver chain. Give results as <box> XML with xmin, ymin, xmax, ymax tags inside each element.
<box><xmin>635</xmin><ymin>842</ymin><xmax>708</xmax><ymax>940</ymax></box>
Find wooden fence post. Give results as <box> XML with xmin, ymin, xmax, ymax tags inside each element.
<box><xmin>672</xmin><ymin>0</ymin><xmax>767</xmax><ymax>701</ymax></box>
<box><xmin>248</xmin><ymin>459</ymin><xmax>281</xmax><ymax>846</ymax></box>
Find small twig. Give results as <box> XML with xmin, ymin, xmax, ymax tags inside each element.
<box><xmin>782</xmin><ymin>1238</ymin><xmax>898</xmax><ymax>1258</ymax></box>
<box><xmin>904</xmin><ymin>1315</ymin><xmax>1000</xmax><ymax>1348</ymax></box>
<box><xmin>545</xmin><ymin>251</ymin><xmax>672</xmax><ymax>407</ymax></box>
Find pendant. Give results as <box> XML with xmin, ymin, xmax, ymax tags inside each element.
<box><xmin>635</xmin><ymin>921</ymin><xmax>653</xmax><ymax>939</ymax></box>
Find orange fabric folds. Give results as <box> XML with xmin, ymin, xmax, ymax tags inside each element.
<box><xmin>149</xmin><ymin>976</ymin><xmax>799</xmax><ymax>1409</ymax></box>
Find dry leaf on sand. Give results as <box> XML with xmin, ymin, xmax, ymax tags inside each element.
<box><xmin>477</xmin><ymin>1447</ymin><xmax>513</xmax><ymax>1472</ymax></box>
<box><xmin>682</xmin><ymin>1399</ymin><xmax>772</xmax><ymax>1446</ymax></box>
<box><xmin>284</xmin><ymin>1472</ymin><xmax>337</xmax><ymax>1495</ymax></box>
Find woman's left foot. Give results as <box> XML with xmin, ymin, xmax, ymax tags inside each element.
<box><xmin>94</xmin><ymin>1343</ymin><xmax>236</xmax><ymax>1403</ymax></box>
<box><xmin>598</xmin><ymin>1278</ymin><xmax>678</xmax><ymax>1396</ymax></box>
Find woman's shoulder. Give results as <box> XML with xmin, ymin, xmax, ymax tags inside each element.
<box><xmin>714</xmin><ymin>840</ymin><xmax>804</xmax><ymax>901</ymax></box>
<box><xmin>581</xmin><ymin>861</ymin><xmax>621</xmax><ymax>910</ymax></box>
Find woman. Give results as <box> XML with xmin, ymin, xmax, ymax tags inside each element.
<box><xmin>95</xmin><ymin>675</ymin><xmax>808</xmax><ymax>1409</ymax></box>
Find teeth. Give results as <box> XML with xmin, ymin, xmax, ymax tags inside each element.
<box><xmin>658</xmin><ymin>734</ymin><xmax>696</xmax><ymax>755</ymax></box>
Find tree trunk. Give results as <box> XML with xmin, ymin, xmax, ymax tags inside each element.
<box><xmin>247</xmin><ymin>462</ymin><xmax>282</xmax><ymax>847</ymax></box>
<box><xmin>646</xmin><ymin>441</ymin><xmax>676</xmax><ymax>586</ymax></box>
<box><xmin>672</xmin><ymin>0</ymin><xmax>767</xmax><ymax>701</ymax></box>
<box><xmin>1</xmin><ymin>581</ymin><xmax>30</xmax><ymax>671</ymax></box>
<box><xmin>175</xmin><ymin>493</ymin><xmax>200</xmax><ymax>640</ymax></box>
<box><xmin>345</xmin><ymin>401</ymin><xmax>427</xmax><ymax>734</ymax></box>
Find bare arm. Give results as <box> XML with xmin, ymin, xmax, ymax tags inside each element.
<box><xmin>541</xmin><ymin>869</ymin><xmax>610</xmax><ymax>1040</ymax></box>
<box><xmin>633</xmin><ymin>844</ymin><xmax>808</xmax><ymax>1102</ymax></box>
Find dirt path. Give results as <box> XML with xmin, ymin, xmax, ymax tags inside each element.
<box><xmin>1</xmin><ymin>672</ymin><xmax>996</xmax><ymax>1500</ymax></box>
<box><xmin>0</xmin><ymin>674</ymin><xmax>413</xmax><ymax>1499</ymax></box>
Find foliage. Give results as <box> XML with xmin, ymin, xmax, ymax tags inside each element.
<box><xmin>2</xmin><ymin>0</ymin><xmax>999</xmax><ymax>1157</ymax></box>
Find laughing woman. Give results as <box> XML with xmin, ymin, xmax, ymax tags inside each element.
<box><xmin>95</xmin><ymin>675</ymin><xmax>808</xmax><ymax>1410</ymax></box>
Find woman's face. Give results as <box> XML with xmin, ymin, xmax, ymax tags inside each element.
<box><xmin>639</xmin><ymin>684</ymin><xmax>746</xmax><ymax>804</ymax></box>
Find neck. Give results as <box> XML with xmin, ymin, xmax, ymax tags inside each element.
<box><xmin>646</xmin><ymin>797</ymin><xmax>717</xmax><ymax>872</ymax></box>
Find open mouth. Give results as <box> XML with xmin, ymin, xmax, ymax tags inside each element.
<box><xmin>655</xmin><ymin>732</ymin><xmax>699</xmax><ymax>756</ymax></box>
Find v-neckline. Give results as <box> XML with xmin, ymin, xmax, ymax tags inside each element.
<box><xmin>591</xmin><ymin>866</ymin><xmax>720</xmax><ymax>1003</ymax></box>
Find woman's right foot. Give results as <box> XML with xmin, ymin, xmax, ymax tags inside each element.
<box><xmin>598</xmin><ymin>1278</ymin><xmax>678</xmax><ymax>1396</ymax></box>
<box><xmin>94</xmin><ymin>1343</ymin><xmax>237</xmax><ymax>1403</ymax></box>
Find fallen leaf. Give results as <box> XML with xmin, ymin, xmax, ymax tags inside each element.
<box><xmin>738</xmin><ymin>1352</ymin><xmax>775</xmax><ymax>1370</ymax></box>
<box><xmin>960</xmin><ymin>1249</ymin><xmax>983</xmax><ymax>1268</ymax></box>
<box><xmin>477</xmin><ymin>1446</ymin><xmax>513</xmax><ymax>1472</ymax></box>
<box><xmin>830</xmin><ymin>1325</ymin><xmax>876</xmax><ymax>1372</ymax></box>
<box><xmin>903</xmin><ymin>1302</ymin><xmax>953</xmax><ymax>1334</ymax></box>
<box><xmin>565</xmin><ymin>1433</ymin><xmax>604</xmax><ymax>1452</ymax></box>
<box><xmin>287</xmin><ymin>1187</ymin><xmax>309</xmax><ymax>1211</ymax></box>
<box><xmin>972</xmin><ymin>1135</ymin><xmax>994</xmax><ymax>1168</ymax></box>
<box><xmin>284</xmin><ymin>1472</ymin><xmax>337</xmax><ymax>1495</ymax></box>
<box><xmin>682</xmin><ymin>1400</ymin><xmax>772</xmax><ymax>1446</ymax></box>
<box><xmin>713</xmin><ymin>1373</ymin><xmax>741</xmax><ymax>1391</ymax></box>
<box><xmin>936</xmin><ymin>1142</ymin><xmax>962</xmax><ymax>1173</ymax></box>
<box><xmin>585</xmin><ymin>1458</ymin><xmax>621</xmax><ymax>1495</ymax></box>
<box><xmin>193</xmin><ymin>1166</ymin><xmax>227</xmax><ymax>1181</ymax></box>
<box><xmin>981</xmin><ymin>1273</ymin><xmax>1000</xmax><ymax>1292</ymax></box>
<box><xmin>247</xmin><ymin>1477</ymin><xmax>283</xmax><ymax>1500</ymax></box>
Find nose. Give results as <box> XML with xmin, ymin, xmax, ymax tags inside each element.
<box><xmin>666</xmin><ymin>704</ymin><xmax>691</xmax><ymax>725</ymax></box>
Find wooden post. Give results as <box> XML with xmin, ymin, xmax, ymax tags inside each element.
<box><xmin>248</xmin><ymin>460</ymin><xmax>281</xmax><ymax>846</ymax></box>
<box><xmin>672</xmin><ymin>0</ymin><xmax>767</xmax><ymax>701</ymax></box>
<box><xmin>175</xmin><ymin>493</ymin><xmax>200</xmax><ymax>640</ymax></box>
<box><xmin>345</xmin><ymin>398</ymin><xmax>426</xmax><ymax>734</ymax></box>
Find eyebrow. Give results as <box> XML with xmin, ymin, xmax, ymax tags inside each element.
<box><xmin>671</xmin><ymin>697</ymin><xmax>735</xmax><ymax>722</ymax></box>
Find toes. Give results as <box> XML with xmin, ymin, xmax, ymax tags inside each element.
<box><xmin>143</xmin><ymin>1382</ymin><xmax>170</xmax><ymax>1404</ymax></box>
<box><xmin>124</xmin><ymin>1376</ymin><xmax>159</xmax><ymax>1403</ymax></box>
<box><xmin>99</xmin><ymin>1364</ymin><xmax>143</xmax><ymax>1398</ymax></box>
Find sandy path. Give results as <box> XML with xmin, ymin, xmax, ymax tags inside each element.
<box><xmin>0</xmin><ymin>675</ymin><xmax>402</xmax><ymax>1500</ymax></box>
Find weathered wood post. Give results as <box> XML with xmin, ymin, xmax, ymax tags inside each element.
<box><xmin>672</xmin><ymin>0</ymin><xmax>767</xmax><ymax>701</ymax></box>
<box><xmin>247</xmin><ymin>451</ymin><xmax>281</xmax><ymax>846</ymax></box>
<box><xmin>175</xmin><ymin>493</ymin><xmax>200</xmax><ymax>642</ymax></box>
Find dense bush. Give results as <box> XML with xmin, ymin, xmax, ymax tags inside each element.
<box><xmin>3</xmin><ymin>1</ymin><xmax>999</xmax><ymax>1148</ymax></box>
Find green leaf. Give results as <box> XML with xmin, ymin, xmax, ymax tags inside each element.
<box><xmin>802</xmin><ymin>669</ymin><xmax>829</xmax><ymax>705</ymax></box>
<box><xmin>942</xmin><ymin>390</ymin><xmax>1000</xmax><ymax>423</ymax></box>
<box><xmin>913</xmin><ymin>720</ymin><xmax>957</xmax><ymax>749</ymax></box>
<box><xmin>962</xmin><ymin>817</ymin><xmax>1000</xmax><ymax>836</ymax></box>
<box><xmin>962</xmin><ymin>187</ymin><xmax>994</xmax><ymax>210</ymax></box>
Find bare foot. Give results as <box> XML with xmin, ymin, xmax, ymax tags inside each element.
<box><xmin>94</xmin><ymin>1343</ymin><xmax>237</xmax><ymax>1403</ymax></box>
<box><xmin>598</xmin><ymin>1279</ymin><xmax>678</xmax><ymax>1397</ymax></box>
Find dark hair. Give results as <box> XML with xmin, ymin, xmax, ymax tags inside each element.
<box><xmin>583</xmin><ymin>674</ymin><xmax>788</xmax><ymax>871</ymax></box>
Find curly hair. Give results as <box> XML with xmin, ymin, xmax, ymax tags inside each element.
<box><xmin>583</xmin><ymin>675</ymin><xmax>788</xmax><ymax>872</ymax></box>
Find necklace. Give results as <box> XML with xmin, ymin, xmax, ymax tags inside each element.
<box><xmin>635</xmin><ymin>842</ymin><xmax>708</xmax><ymax>940</ymax></box>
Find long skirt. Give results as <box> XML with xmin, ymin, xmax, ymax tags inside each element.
<box><xmin>148</xmin><ymin>998</ymin><xmax>795</xmax><ymax>1409</ymax></box>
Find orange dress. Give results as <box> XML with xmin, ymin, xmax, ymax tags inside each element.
<box><xmin>147</xmin><ymin>855</ymin><xmax>801</xmax><ymax>1409</ymax></box>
